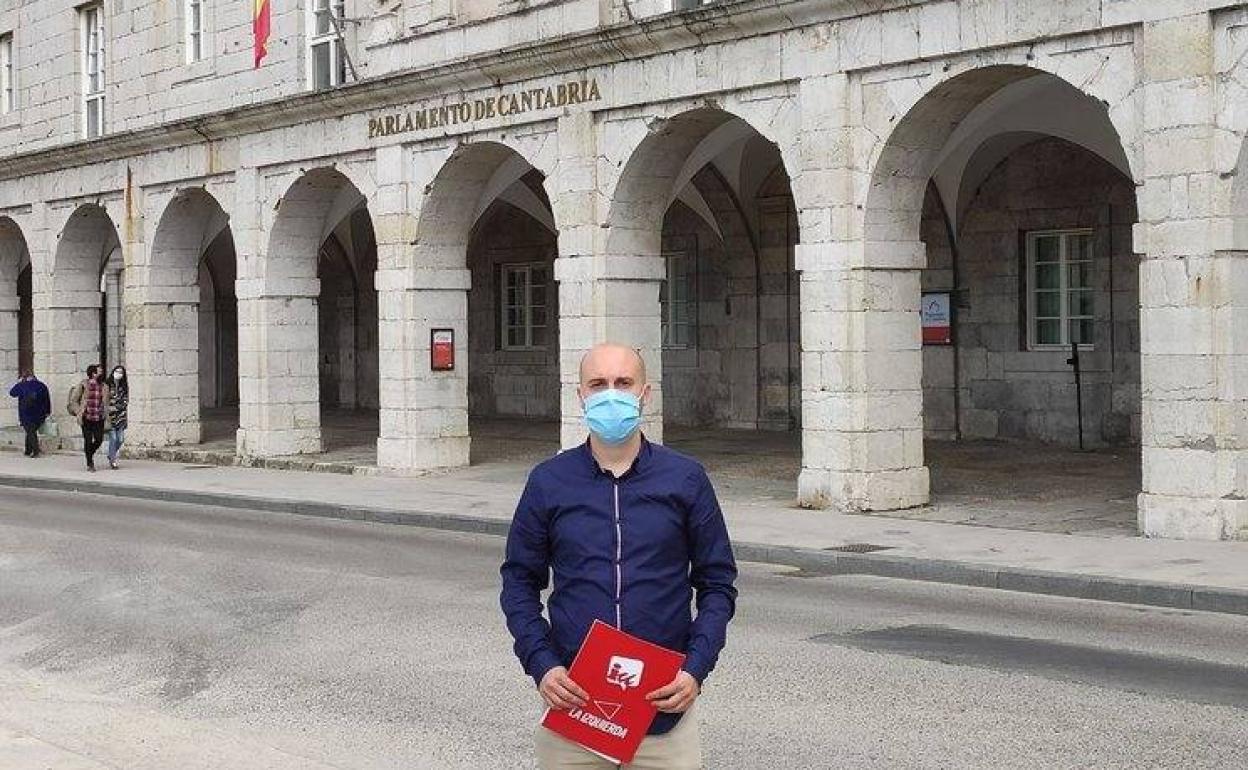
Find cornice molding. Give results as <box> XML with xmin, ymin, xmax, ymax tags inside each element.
<box><xmin>0</xmin><ymin>0</ymin><xmax>871</xmax><ymax>181</ymax></box>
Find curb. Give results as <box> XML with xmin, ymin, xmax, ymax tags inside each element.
<box><xmin>3</xmin><ymin>472</ymin><xmax>1248</xmax><ymax>618</ymax></box>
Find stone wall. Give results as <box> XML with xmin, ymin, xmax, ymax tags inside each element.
<box><xmin>921</xmin><ymin>138</ymin><xmax>1140</xmax><ymax>447</ymax></box>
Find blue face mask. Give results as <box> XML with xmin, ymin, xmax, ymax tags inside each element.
<box><xmin>583</xmin><ymin>389</ymin><xmax>642</xmax><ymax>445</ymax></box>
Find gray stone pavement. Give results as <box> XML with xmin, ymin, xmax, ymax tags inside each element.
<box><xmin>0</xmin><ymin>446</ymin><xmax>1244</xmax><ymax>616</ymax></box>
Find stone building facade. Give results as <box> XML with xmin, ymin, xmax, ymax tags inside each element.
<box><xmin>1</xmin><ymin>0</ymin><xmax>1247</xmax><ymax>540</ymax></box>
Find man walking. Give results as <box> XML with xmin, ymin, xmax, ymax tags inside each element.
<box><xmin>67</xmin><ymin>364</ymin><xmax>110</xmax><ymax>472</ymax></box>
<box><xmin>9</xmin><ymin>368</ymin><xmax>51</xmax><ymax>458</ymax></box>
<box><xmin>501</xmin><ymin>342</ymin><xmax>738</xmax><ymax>769</ymax></box>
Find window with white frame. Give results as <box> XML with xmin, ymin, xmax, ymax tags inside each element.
<box><xmin>500</xmin><ymin>263</ymin><xmax>549</xmax><ymax>350</ymax></box>
<box><xmin>308</xmin><ymin>0</ymin><xmax>347</xmax><ymax>90</ymax></box>
<box><xmin>1027</xmin><ymin>229</ymin><xmax>1095</xmax><ymax>350</ymax></box>
<box><xmin>185</xmin><ymin>0</ymin><xmax>204</xmax><ymax>63</ymax></box>
<box><xmin>0</xmin><ymin>33</ymin><xmax>13</xmax><ymax>115</ymax></box>
<box><xmin>661</xmin><ymin>250</ymin><xmax>695</xmax><ymax>349</ymax></box>
<box><xmin>81</xmin><ymin>5</ymin><xmax>105</xmax><ymax>138</ymax></box>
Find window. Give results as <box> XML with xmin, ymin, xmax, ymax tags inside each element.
<box><xmin>185</xmin><ymin>0</ymin><xmax>203</xmax><ymax>63</ymax></box>
<box><xmin>1027</xmin><ymin>230</ymin><xmax>1095</xmax><ymax>350</ymax></box>
<box><xmin>308</xmin><ymin>0</ymin><xmax>347</xmax><ymax>90</ymax></box>
<box><xmin>661</xmin><ymin>251</ymin><xmax>695</xmax><ymax>349</ymax></box>
<box><xmin>500</xmin><ymin>264</ymin><xmax>549</xmax><ymax>350</ymax></box>
<box><xmin>82</xmin><ymin>5</ymin><xmax>105</xmax><ymax>138</ymax></box>
<box><xmin>0</xmin><ymin>33</ymin><xmax>13</xmax><ymax>114</ymax></box>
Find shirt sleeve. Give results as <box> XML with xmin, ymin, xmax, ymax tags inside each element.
<box><xmin>681</xmin><ymin>467</ymin><xmax>738</xmax><ymax>684</ymax></box>
<box><xmin>499</xmin><ymin>470</ymin><xmax>563</xmax><ymax>685</ymax></box>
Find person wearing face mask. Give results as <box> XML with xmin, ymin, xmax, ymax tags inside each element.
<box><xmin>501</xmin><ymin>342</ymin><xmax>738</xmax><ymax>769</ymax></box>
<box><xmin>67</xmin><ymin>364</ymin><xmax>111</xmax><ymax>472</ymax></box>
<box><xmin>104</xmin><ymin>365</ymin><xmax>129</xmax><ymax>470</ymax></box>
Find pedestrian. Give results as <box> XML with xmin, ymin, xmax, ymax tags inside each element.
<box><xmin>67</xmin><ymin>364</ymin><xmax>110</xmax><ymax>472</ymax></box>
<box><xmin>501</xmin><ymin>342</ymin><xmax>738</xmax><ymax>770</ymax></box>
<box><xmin>104</xmin><ymin>364</ymin><xmax>129</xmax><ymax>470</ymax></box>
<box><xmin>9</xmin><ymin>368</ymin><xmax>52</xmax><ymax>458</ymax></box>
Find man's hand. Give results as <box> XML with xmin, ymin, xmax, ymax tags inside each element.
<box><xmin>645</xmin><ymin>670</ymin><xmax>699</xmax><ymax>713</ymax></box>
<box><xmin>538</xmin><ymin>666</ymin><xmax>588</xmax><ymax>710</ymax></box>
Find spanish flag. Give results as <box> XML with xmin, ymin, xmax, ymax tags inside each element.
<box><xmin>253</xmin><ymin>0</ymin><xmax>271</xmax><ymax>68</ymax></box>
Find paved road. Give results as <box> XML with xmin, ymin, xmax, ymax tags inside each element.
<box><xmin>0</xmin><ymin>488</ymin><xmax>1246</xmax><ymax>769</ymax></box>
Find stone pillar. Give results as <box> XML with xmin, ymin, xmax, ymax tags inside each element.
<box><xmin>793</xmin><ymin>73</ymin><xmax>929</xmax><ymax>512</ymax></box>
<box><xmin>34</xmin><ymin>286</ymin><xmax>102</xmax><ymax>446</ymax></box>
<box><xmin>1136</xmin><ymin>13</ymin><xmax>1247</xmax><ymax>540</ymax></box>
<box><xmin>125</xmin><ymin>285</ymin><xmax>201</xmax><ymax>446</ymax></box>
<box><xmin>235</xmin><ymin>282</ymin><xmax>322</xmax><ymax>457</ymax></box>
<box><xmin>552</xmin><ymin>112</ymin><xmax>665</xmax><ymax>448</ymax></box>
<box><xmin>335</xmin><ymin>291</ymin><xmax>357</xmax><ymax>408</ymax></box>
<box><xmin>795</xmin><ymin>254</ymin><xmax>928</xmax><ymax>512</ymax></box>
<box><xmin>233</xmin><ymin>167</ymin><xmax>322</xmax><ymax>458</ymax></box>
<box><xmin>102</xmin><ymin>261</ymin><xmax>125</xmax><ymax>366</ymax></box>
<box><xmin>375</xmin><ymin>267</ymin><xmax>471</xmax><ymax>469</ymax></box>
<box><xmin>374</xmin><ymin>144</ymin><xmax>470</xmax><ymax>471</ymax></box>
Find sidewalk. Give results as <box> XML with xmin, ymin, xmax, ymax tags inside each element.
<box><xmin>1</xmin><ymin>450</ymin><xmax>1246</xmax><ymax>615</ymax></box>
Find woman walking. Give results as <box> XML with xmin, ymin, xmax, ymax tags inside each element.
<box><xmin>105</xmin><ymin>365</ymin><xmax>129</xmax><ymax>470</ymax></box>
<box><xmin>67</xmin><ymin>364</ymin><xmax>111</xmax><ymax>472</ymax></box>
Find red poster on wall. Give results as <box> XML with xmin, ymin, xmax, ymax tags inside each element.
<box><xmin>431</xmin><ymin>329</ymin><xmax>455</xmax><ymax>371</ymax></box>
<box><xmin>541</xmin><ymin>621</ymin><xmax>685</xmax><ymax>765</ymax></box>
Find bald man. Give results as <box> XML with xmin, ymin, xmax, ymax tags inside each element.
<box><xmin>501</xmin><ymin>342</ymin><xmax>738</xmax><ymax>769</ymax></box>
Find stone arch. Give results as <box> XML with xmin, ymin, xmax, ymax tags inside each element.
<box><xmin>44</xmin><ymin>204</ymin><xmax>122</xmax><ymax>421</ymax></box>
<box><xmin>240</xmin><ymin>166</ymin><xmax>378</xmax><ymax>459</ymax></box>
<box><xmin>862</xmin><ymin>65</ymin><xmax>1137</xmax><ymax>256</ymax></box>
<box><xmin>0</xmin><ymin>217</ymin><xmax>30</xmax><ymax>427</ymax></box>
<box><xmin>594</xmin><ymin>106</ymin><xmax>801</xmax><ymax>448</ymax></box>
<box><xmin>603</xmin><ymin>107</ymin><xmax>796</xmax><ymax>260</ymax></box>
<box><xmin>266</xmin><ymin>167</ymin><xmax>369</xmax><ymax>287</ymax></box>
<box><xmin>129</xmin><ymin>188</ymin><xmax>236</xmax><ymax>447</ymax></box>
<box><xmin>377</xmin><ymin>140</ymin><xmax>557</xmax><ymax>470</ymax></box>
<box><xmin>843</xmin><ymin>62</ymin><xmax>1142</xmax><ymax>518</ymax></box>
<box><xmin>413</xmin><ymin>141</ymin><xmax>548</xmax><ymax>270</ymax></box>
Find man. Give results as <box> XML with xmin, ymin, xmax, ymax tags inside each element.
<box><xmin>501</xmin><ymin>342</ymin><xmax>738</xmax><ymax>769</ymax></box>
<box><xmin>67</xmin><ymin>364</ymin><xmax>110</xmax><ymax>472</ymax></box>
<box><xmin>9</xmin><ymin>368</ymin><xmax>51</xmax><ymax>458</ymax></box>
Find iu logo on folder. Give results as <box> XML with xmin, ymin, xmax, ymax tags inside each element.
<box><xmin>541</xmin><ymin>620</ymin><xmax>686</xmax><ymax>764</ymax></box>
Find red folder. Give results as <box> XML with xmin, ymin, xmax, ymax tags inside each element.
<box><xmin>541</xmin><ymin>620</ymin><xmax>686</xmax><ymax>764</ymax></box>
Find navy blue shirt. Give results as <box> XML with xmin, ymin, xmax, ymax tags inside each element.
<box><xmin>500</xmin><ymin>437</ymin><xmax>738</xmax><ymax>736</ymax></box>
<box><xmin>9</xmin><ymin>378</ymin><xmax>51</xmax><ymax>427</ymax></box>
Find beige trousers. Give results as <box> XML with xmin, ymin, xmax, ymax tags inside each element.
<box><xmin>535</xmin><ymin>708</ymin><xmax>702</xmax><ymax>770</ymax></box>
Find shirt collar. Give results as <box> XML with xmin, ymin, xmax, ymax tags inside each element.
<box><xmin>581</xmin><ymin>434</ymin><xmax>652</xmax><ymax>480</ymax></box>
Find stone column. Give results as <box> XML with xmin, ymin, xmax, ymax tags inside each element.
<box><xmin>793</xmin><ymin>73</ymin><xmax>929</xmax><ymax>512</ymax></box>
<box><xmin>335</xmin><ymin>291</ymin><xmax>357</xmax><ymax>408</ymax></box>
<box><xmin>235</xmin><ymin>282</ymin><xmax>322</xmax><ymax>458</ymax></box>
<box><xmin>102</xmin><ymin>261</ymin><xmax>125</xmax><ymax>366</ymax></box>
<box><xmin>552</xmin><ymin>112</ymin><xmax>666</xmax><ymax>448</ymax></box>
<box><xmin>234</xmin><ymin>167</ymin><xmax>323</xmax><ymax>458</ymax></box>
<box><xmin>375</xmin><ymin>267</ymin><xmax>471</xmax><ymax>470</ymax></box>
<box><xmin>1136</xmin><ymin>13</ymin><xmax>1247</xmax><ymax>540</ymax></box>
<box><xmin>374</xmin><ymin>144</ymin><xmax>470</xmax><ymax>471</ymax></box>
<box><xmin>125</xmin><ymin>284</ymin><xmax>201</xmax><ymax>446</ymax></box>
<box><xmin>34</xmin><ymin>285</ymin><xmax>102</xmax><ymax>447</ymax></box>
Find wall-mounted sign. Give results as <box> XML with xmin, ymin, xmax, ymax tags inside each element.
<box><xmin>921</xmin><ymin>293</ymin><xmax>952</xmax><ymax>345</ymax></box>
<box><xmin>431</xmin><ymin>329</ymin><xmax>455</xmax><ymax>371</ymax></box>
<box><xmin>368</xmin><ymin>78</ymin><xmax>602</xmax><ymax>140</ymax></box>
